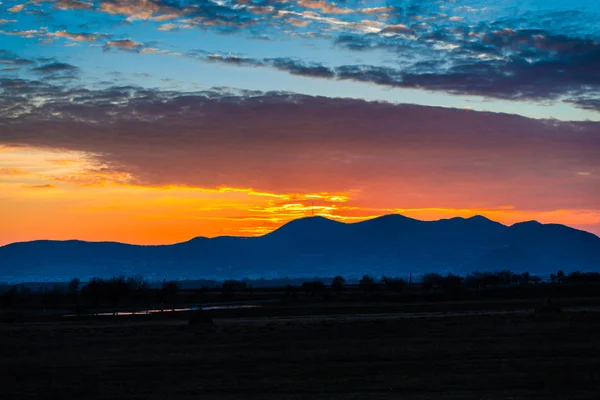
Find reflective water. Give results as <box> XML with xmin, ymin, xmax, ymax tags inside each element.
<box><xmin>63</xmin><ymin>304</ymin><xmax>261</xmax><ymax>317</ymax></box>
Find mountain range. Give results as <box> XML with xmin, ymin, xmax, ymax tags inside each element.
<box><xmin>1</xmin><ymin>215</ymin><xmax>599</xmax><ymax>282</ymax></box>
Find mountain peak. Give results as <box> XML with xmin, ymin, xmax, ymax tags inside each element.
<box><xmin>442</xmin><ymin>215</ymin><xmax>505</xmax><ymax>227</ymax></box>
<box><xmin>354</xmin><ymin>213</ymin><xmax>418</xmax><ymax>227</ymax></box>
<box><xmin>467</xmin><ymin>215</ymin><xmax>491</xmax><ymax>221</ymax></box>
<box><xmin>372</xmin><ymin>213</ymin><xmax>417</xmax><ymax>221</ymax></box>
<box><xmin>267</xmin><ymin>215</ymin><xmax>344</xmax><ymax>236</ymax></box>
<box><xmin>467</xmin><ymin>215</ymin><xmax>506</xmax><ymax>226</ymax></box>
<box><xmin>287</xmin><ymin>215</ymin><xmax>340</xmax><ymax>225</ymax></box>
<box><xmin>181</xmin><ymin>236</ymin><xmax>210</xmax><ymax>244</ymax></box>
<box><xmin>511</xmin><ymin>220</ymin><xmax>543</xmax><ymax>228</ymax></box>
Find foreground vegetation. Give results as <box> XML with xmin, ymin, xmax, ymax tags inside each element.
<box><xmin>2</xmin><ymin>269</ymin><xmax>600</xmax><ymax>317</ymax></box>
<box><xmin>2</xmin><ymin>270</ymin><xmax>599</xmax><ymax>398</ymax></box>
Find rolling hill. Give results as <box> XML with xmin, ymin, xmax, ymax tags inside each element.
<box><xmin>1</xmin><ymin>215</ymin><xmax>599</xmax><ymax>282</ymax></box>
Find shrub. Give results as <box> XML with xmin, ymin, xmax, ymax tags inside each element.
<box><xmin>381</xmin><ymin>276</ymin><xmax>406</xmax><ymax>292</ymax></box>
<box><xmin>331</xmin><ymin>276</ymin><xmax>346</xmax><ymax>294</ymax></box>
<box><xmin>358</xmin><ymin>275</ymin><xmax>377</xmax><ymax>293</ymax></box>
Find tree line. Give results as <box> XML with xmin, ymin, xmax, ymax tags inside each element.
<box><xmin>1</xmin><ymin>276</ymin><xmax>180</xmax><ymax>310</ymax></box>
<box><xmin>2</xmin><ymin>269</ymin><xmax>600</xmax><ymax>310</ymax></box>
<box><xmin>297</xmin><ymin>269</ymin><xmax>600</xmax><ymax>295</ymax></box>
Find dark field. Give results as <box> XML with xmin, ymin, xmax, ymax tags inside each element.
<box><xmin>2</xmin><ymin>304</ymin><xmax>600</xmax><ymax>400</ymax></box>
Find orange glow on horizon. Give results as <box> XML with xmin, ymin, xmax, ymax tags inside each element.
<box><xmin>1</xmin><ymin>146</ymin><xmax>599</xmax><ymax>246</ymax></box>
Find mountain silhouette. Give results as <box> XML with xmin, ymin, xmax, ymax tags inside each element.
<box><xmin>0</xmin><ymin>215</ymin><xmax>599</xmax><ymax>282</ymax></box>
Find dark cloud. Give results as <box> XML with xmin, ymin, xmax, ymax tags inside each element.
<box><xmin>0</xmin><ymin>83</ymin><xmax>598</xmax><ymax>211</ymax></box>
<box><xmin>239</xmin><ymin>5</ymin><xmax>600</xmax><ymax>109</ymax></box>
<box><xmin>330</xmin><ymin>26</ymin><xmax>600</xmax><ymax>103</ymax></box>
<box><xmin>202</xmin><ymin>52</ymin><xmax>264</xmax><ymax>67</ymax></box>
<box><xmin>268</xmin><ymin>57</ymin><xmax>335</xmax><ymax>78</ymax></box>
<box><xmin>193</xmin><ymin>22</ymin><xmax>600</xmax><ymax>109</ymax></box>
<box><xmin>334</xmin><ymin>34</ymin><xmax>376</xmax><ymax>51</ymax></box>
<box><xmin>404</xmin><ymin>28</ymin><xmax>597</xmax><ymax>105</ymax></box>
<box><xmin>199</xmin><ymin>47</ymin><xmax>598</xmax><ymax>106</ymax></box>
<box><xmin>335</xmin><ymin>64</ymin><xmax>400</xmax><ymax>87</ymax></box>
<box><xmin>568</xmin><ymin>98</ymin><xmax>600</xmax><ymax>112</ymax></box>
<box><xmin>192</xmin><ymin>51</ymin><xmax>335</xmax><ymax>79</ymax></box>
<box><xmin>31</xmin><ymin>63</ymin><xmax>80</xmax><ymax>79</ymax></box>
<box><xmin>0</xmin><ymin>50</ymin><xmax>34</xmax><ymax>66</ymax></box>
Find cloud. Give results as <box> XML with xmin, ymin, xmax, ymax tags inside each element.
<box><xmin>104</xmin><ymin>39</ymin><xmax>145</xmax><ymax>52</ymax></box>
<box><xmin>54</xmin><ymin>0</ymin><xmax>93</xmax><ymax>10</ymax></box>
<box><xmin>569</xmin><ymin>98</ymin><xmax>600</xmax><ymax>112</ymax></box>
<box><xmin>0</xmin><ymin>85</ymin><xmax>598</xmax><ymax>212</ymax></box>
<box><xmin>247</xmin><ymin>5</ymin><xmax>277</xmax><ymax>15</ymax></box>
<box><xmin>334</xmin><ymin>34</ymin><xmax>376</xmax><ymax>50</ymax></box>
<box><xmin>157</xmin><ymin>23</ymin><xmax>190</xmax><ymax>31</ymax></box>
<box><xmin>268</xmin><ymin>57</ymin><xmax>335</xmax><ymax>78</ymax></box>
<box><xmin>0</xmin><ymin>29</ymin><xmax>44</xmax><ymax>39</ymax></box>
<box><xmin>3</xmin><ymin>1</ymin><xmax>597</xmax><ymax>112</ymax></box>
<box><xmin>21</xmin><ymin>184</ymin><xmax>57</xmax><ymax>189</ymax></box>
<box><xmin>194</xmin><ymin>51</ymin><xmax>334</xmax><ymax>79</ymax></box>
<box><xmin>165</xmin><ymin>3</ymin><xmax>600</xmax><ymax>109</ymax></box>
<box><xmin>189</xmin><ymin>22</ymin><xmax>600</xmax><ymax>109</ymax></box>
<box><xmin>8</xmin><ymin>4</ymin><xmax>26</xmax><ymax>13</ymax></box>
<box><xmin>284</xmin><ymin>17</ymin><xmax>311</xmax><ymax>27</ymax></box>
<box><xmin>297</xmin><ymin>0</ymin><xmax>353</xmax><ymax>15</ymax></box>
<box><xmin>100</xmin><ymin>0</ymin><xmax>182</xmax><ymax>21</ymax></box>
<box><xmin>380</xmin><ymin>23</ymin><xmax>415</xmax><ymax>35</ymax></box>
<box><xmin>31</xmin><ymin>62</ymin><xmax>80</xmax><ymax>76</ymax></box>
<box><xmin>0</xmin><ymin>50</ymin><xmax>34</xmax><ymax>66</ymax></box>
<box><xmin>0</xmin><ymin>167</ymin><xmax>29</xmax><ymax>176</ymax></box>
<box><xmin>203</xmin><ymin>52</ymin><xmax>263</xmax><ymax>67</ymax></box>
<box><xmin>158</xmin><ymin>23</ymin><xmax>177</xmax><ymax>31</ymax></box>
<box><xmin>361</xmin><ymin>7</ymin><xmax>394</xmax><ymax>15</ymax></box>
<box><xmin>54</xmin><ymin>31</ymin><xmax>101</xmax><ymax>42</ymax></box>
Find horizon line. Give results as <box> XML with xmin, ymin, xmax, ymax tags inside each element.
<box><xmin>2</xmin><ymin>213</ymin><xmax>596</xmax><ymax>248</ymax></box>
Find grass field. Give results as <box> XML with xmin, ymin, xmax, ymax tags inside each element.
<box><xmin>1</xmin><ymin>302</ymin><xmax>600</xmax><ymax>399</ymax></box>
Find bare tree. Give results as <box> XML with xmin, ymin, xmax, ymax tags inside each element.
<box><xmin>331</xmin><ymin>275</ymin><xmax>346</xmax><ymax>295</ymax></box>
<box><xmin>68</xmin><ymin>278</ymin><xmax>80</xmax><ymax>311</ymax></box>
<box><xmin>359</xmin><ymin>275</ymin><xmax>376</xmax><ymax>293</ymax></box>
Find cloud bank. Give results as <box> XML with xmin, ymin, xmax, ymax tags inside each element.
<box><xmin>0</xmin><ymin>84</ymin><xmax>598</xmax><ymax>213</ymax></box>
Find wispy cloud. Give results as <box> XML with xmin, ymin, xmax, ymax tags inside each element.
<box><xmin>21</xmin><ymin>184</ymin><xmax>56</xmax><ymax>189</ymax></box>
<box><xmin>0</xmin><ymin>167</ymin><xmax>29</xmax><ymax>176</ymax></box>
<box><xmin>31</xmin><ymin>62</ymin><xmax>80</xmax><ymax>77</ymax></box>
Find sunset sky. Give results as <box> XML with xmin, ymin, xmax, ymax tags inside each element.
<box><xmin>1</xmin><ymin>0</ymin><xmax>599</xmax><ymax>245</ymax></box>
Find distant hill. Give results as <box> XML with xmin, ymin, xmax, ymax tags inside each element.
<box><xmin>1</xmin><ymin>215</ymin><xmax>599</xmax><ymax>282</ymax></box>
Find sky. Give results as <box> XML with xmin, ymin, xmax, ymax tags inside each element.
<box><xmin>0</xmin><ymin>0</ymin><xmax>599</xmax><ymax>245</ymax></box>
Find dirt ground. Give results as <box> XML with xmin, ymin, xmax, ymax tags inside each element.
<box><xmin>1</xmin><ymin>310</ymin><xmax>600</xmax><ymax>399</ymax></box>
